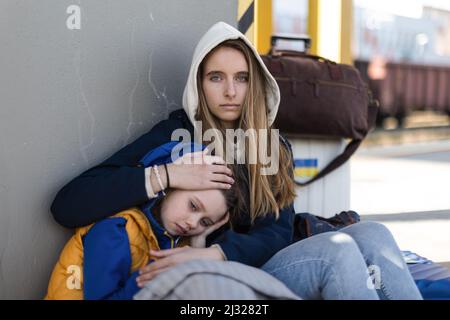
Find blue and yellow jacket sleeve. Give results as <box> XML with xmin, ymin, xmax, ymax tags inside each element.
<box><xmin>83</xmin><ymin>217</ymin><xmax>140</xmax><ymax>300</ymax></box>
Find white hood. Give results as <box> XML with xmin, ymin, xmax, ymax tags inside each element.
<box><xmin>182</xmin><ymin>21</ymin><xmax>280</xmax><ymax>128</ymax></box>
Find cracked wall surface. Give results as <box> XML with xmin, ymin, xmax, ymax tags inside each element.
<box><xmin>0</xmin><ymin>0</ymin><xmax>236</xmax><ymax>299</ymax></box>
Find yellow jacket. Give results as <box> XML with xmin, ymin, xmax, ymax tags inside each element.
<box><xmin>45</xmin><ymin>207</ymin><xmax>166</xmax><ymax>300</ymax></box>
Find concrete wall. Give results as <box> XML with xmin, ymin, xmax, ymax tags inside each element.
<box><xmin>0</xmin><ymin>0</ymin><xmax>237</xmax><ymax>299</ymax></box>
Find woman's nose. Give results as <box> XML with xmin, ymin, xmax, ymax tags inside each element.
<box><xmin>224</xmin><ymin>80</ymin><xmax>236</xmax><ymax>98</ymax></box>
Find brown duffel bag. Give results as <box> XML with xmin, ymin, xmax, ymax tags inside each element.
<box><xmin>261</xmin><ymin>38</ymin><xmax>379</xmax><ymax>186</ymax></box>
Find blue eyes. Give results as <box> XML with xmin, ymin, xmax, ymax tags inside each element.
<box><xmin>209</xmin><ymin>75</ymin><xmax>248</xmax><ymax>82</ymax></box>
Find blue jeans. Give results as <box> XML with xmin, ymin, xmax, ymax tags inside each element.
<box><xmin>261</xmin><ymin>221</ymin><xmax>423</xmax><ymax>300</ymax></box>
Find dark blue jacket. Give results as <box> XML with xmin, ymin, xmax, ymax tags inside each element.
<box><xmin>51</xmin><ymin>109</ymin><xmax>295</xmax><ymax>267</ymax></box>
<box><xmin>83</xmin><ymin>198</ymin><xmax>179</xmax><ymax>300</ymax></box>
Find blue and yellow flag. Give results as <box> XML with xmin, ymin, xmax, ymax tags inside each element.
<box><xmin>294</xmin><ymin>159</ymin><xmax>319</xmax><ymax>178</ymax></box>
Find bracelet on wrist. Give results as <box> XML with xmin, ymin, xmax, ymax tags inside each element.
<box><xmin>163</xmin><ymin>163</ymin><xmax>170</xmax><ymax>189</ymax></box>
<box><xmin>153</xmin><ymin>165</ymin><xmax>166</xmax><ymax>196</ymax></box>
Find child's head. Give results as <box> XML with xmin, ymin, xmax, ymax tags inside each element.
<box><xmin>157</xmin><ymin>185</ymin><xmax>237</xmax><ymax>237</ymax></box>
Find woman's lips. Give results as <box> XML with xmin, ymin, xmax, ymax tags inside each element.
<box><xmin>219</xmin><ymin>104</ymin><xmax>240</xmax><ymax>109</ymax></box>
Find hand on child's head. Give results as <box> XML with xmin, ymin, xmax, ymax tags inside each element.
<box><xmin>174</xmin><ymin>148</ymin><xmax>225</xmax><ymax>166</ymax></box>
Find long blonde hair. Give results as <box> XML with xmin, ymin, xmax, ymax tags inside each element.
<box><xmin>196</xmin><ymin>39</ymin><xmax>296</xmax><ymax>222</ymax></box>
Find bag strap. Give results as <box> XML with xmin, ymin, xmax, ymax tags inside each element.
<box><xmin>295</xmin><ymin>95</ymin><xmax>379</xmax><ymax>187</ymax></box>
<box><xmin>295</xmin><ymin>139</ymin><xmax>361</xmax><ymax>186</ymax></box>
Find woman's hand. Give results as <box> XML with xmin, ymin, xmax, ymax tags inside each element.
<box><xmin>166</xmin><ymin>149</ymin><xmax>234</xmax><ymax>190</ymax></box>
<box><xmin>136</xmin><ymin>246</ymin><xmax>224</xmax><ymax>288</ymax></box>
<box><xmin>190</xmin><ymin>212</ymin><xmax>230</xmax><ymax>248</ymax></box>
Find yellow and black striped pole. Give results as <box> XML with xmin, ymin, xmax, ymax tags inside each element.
<box><xmin>238</xmin><ymin>0</ymin><xmax>255</xmax><ymax>43</ymax></box>
<box><xmin>238</xmin><ymin>0</ymin><xmax>272</xmax><ymax>55</ymax></box>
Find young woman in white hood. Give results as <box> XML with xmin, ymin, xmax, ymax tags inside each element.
<box><xmin>51</xmin><ymin>22</ymin><xmax>422</xmax><ymax>299</ymax></box>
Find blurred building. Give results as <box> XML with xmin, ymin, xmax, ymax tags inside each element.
<box><xmin>354</xmin><ymin>4</ymin><xmax>450</xmax><ymax>66</ymax></box>
<box><xmin>273</xmin><ymin>0</ymin><xmax>308</xmax><ymax>35</ymax></box>
<box><xmin>424</xmin><ymin>6</ymin><xmax>450</xmax><ymax>58</ymax></box>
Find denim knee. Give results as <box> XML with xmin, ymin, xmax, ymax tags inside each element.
<box><xmin>263</xmin><ymin>231</ymin><xmax>364</xmax><ymax>271</ymax></box>
<box><xmin>319</xmin><ymin>231</ymin><xmax>364</xmax><ymax>262</ymax></box>
<box><xmin>341</xmin><ymin>221</ymin><xmax>397</xmax><ymax>247</ymax></box>
<box><xmin>261</xmin><ymin>231</ymin><xmax>378</xmax><ymax>300</ymax></box>
<box><xmin>340</xmin><ymin>221</ymin><xmax>405</xmax><ymax>269</ymax></box>
<box><xmin>357</xmin><ymin>221</ymin><xmax>393</xmax><ymax>238</ymax></box>
<box><xmin>303</xmin><ymin>231</ymin><xmax>364</xmax><ymax>262</ymax></box>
